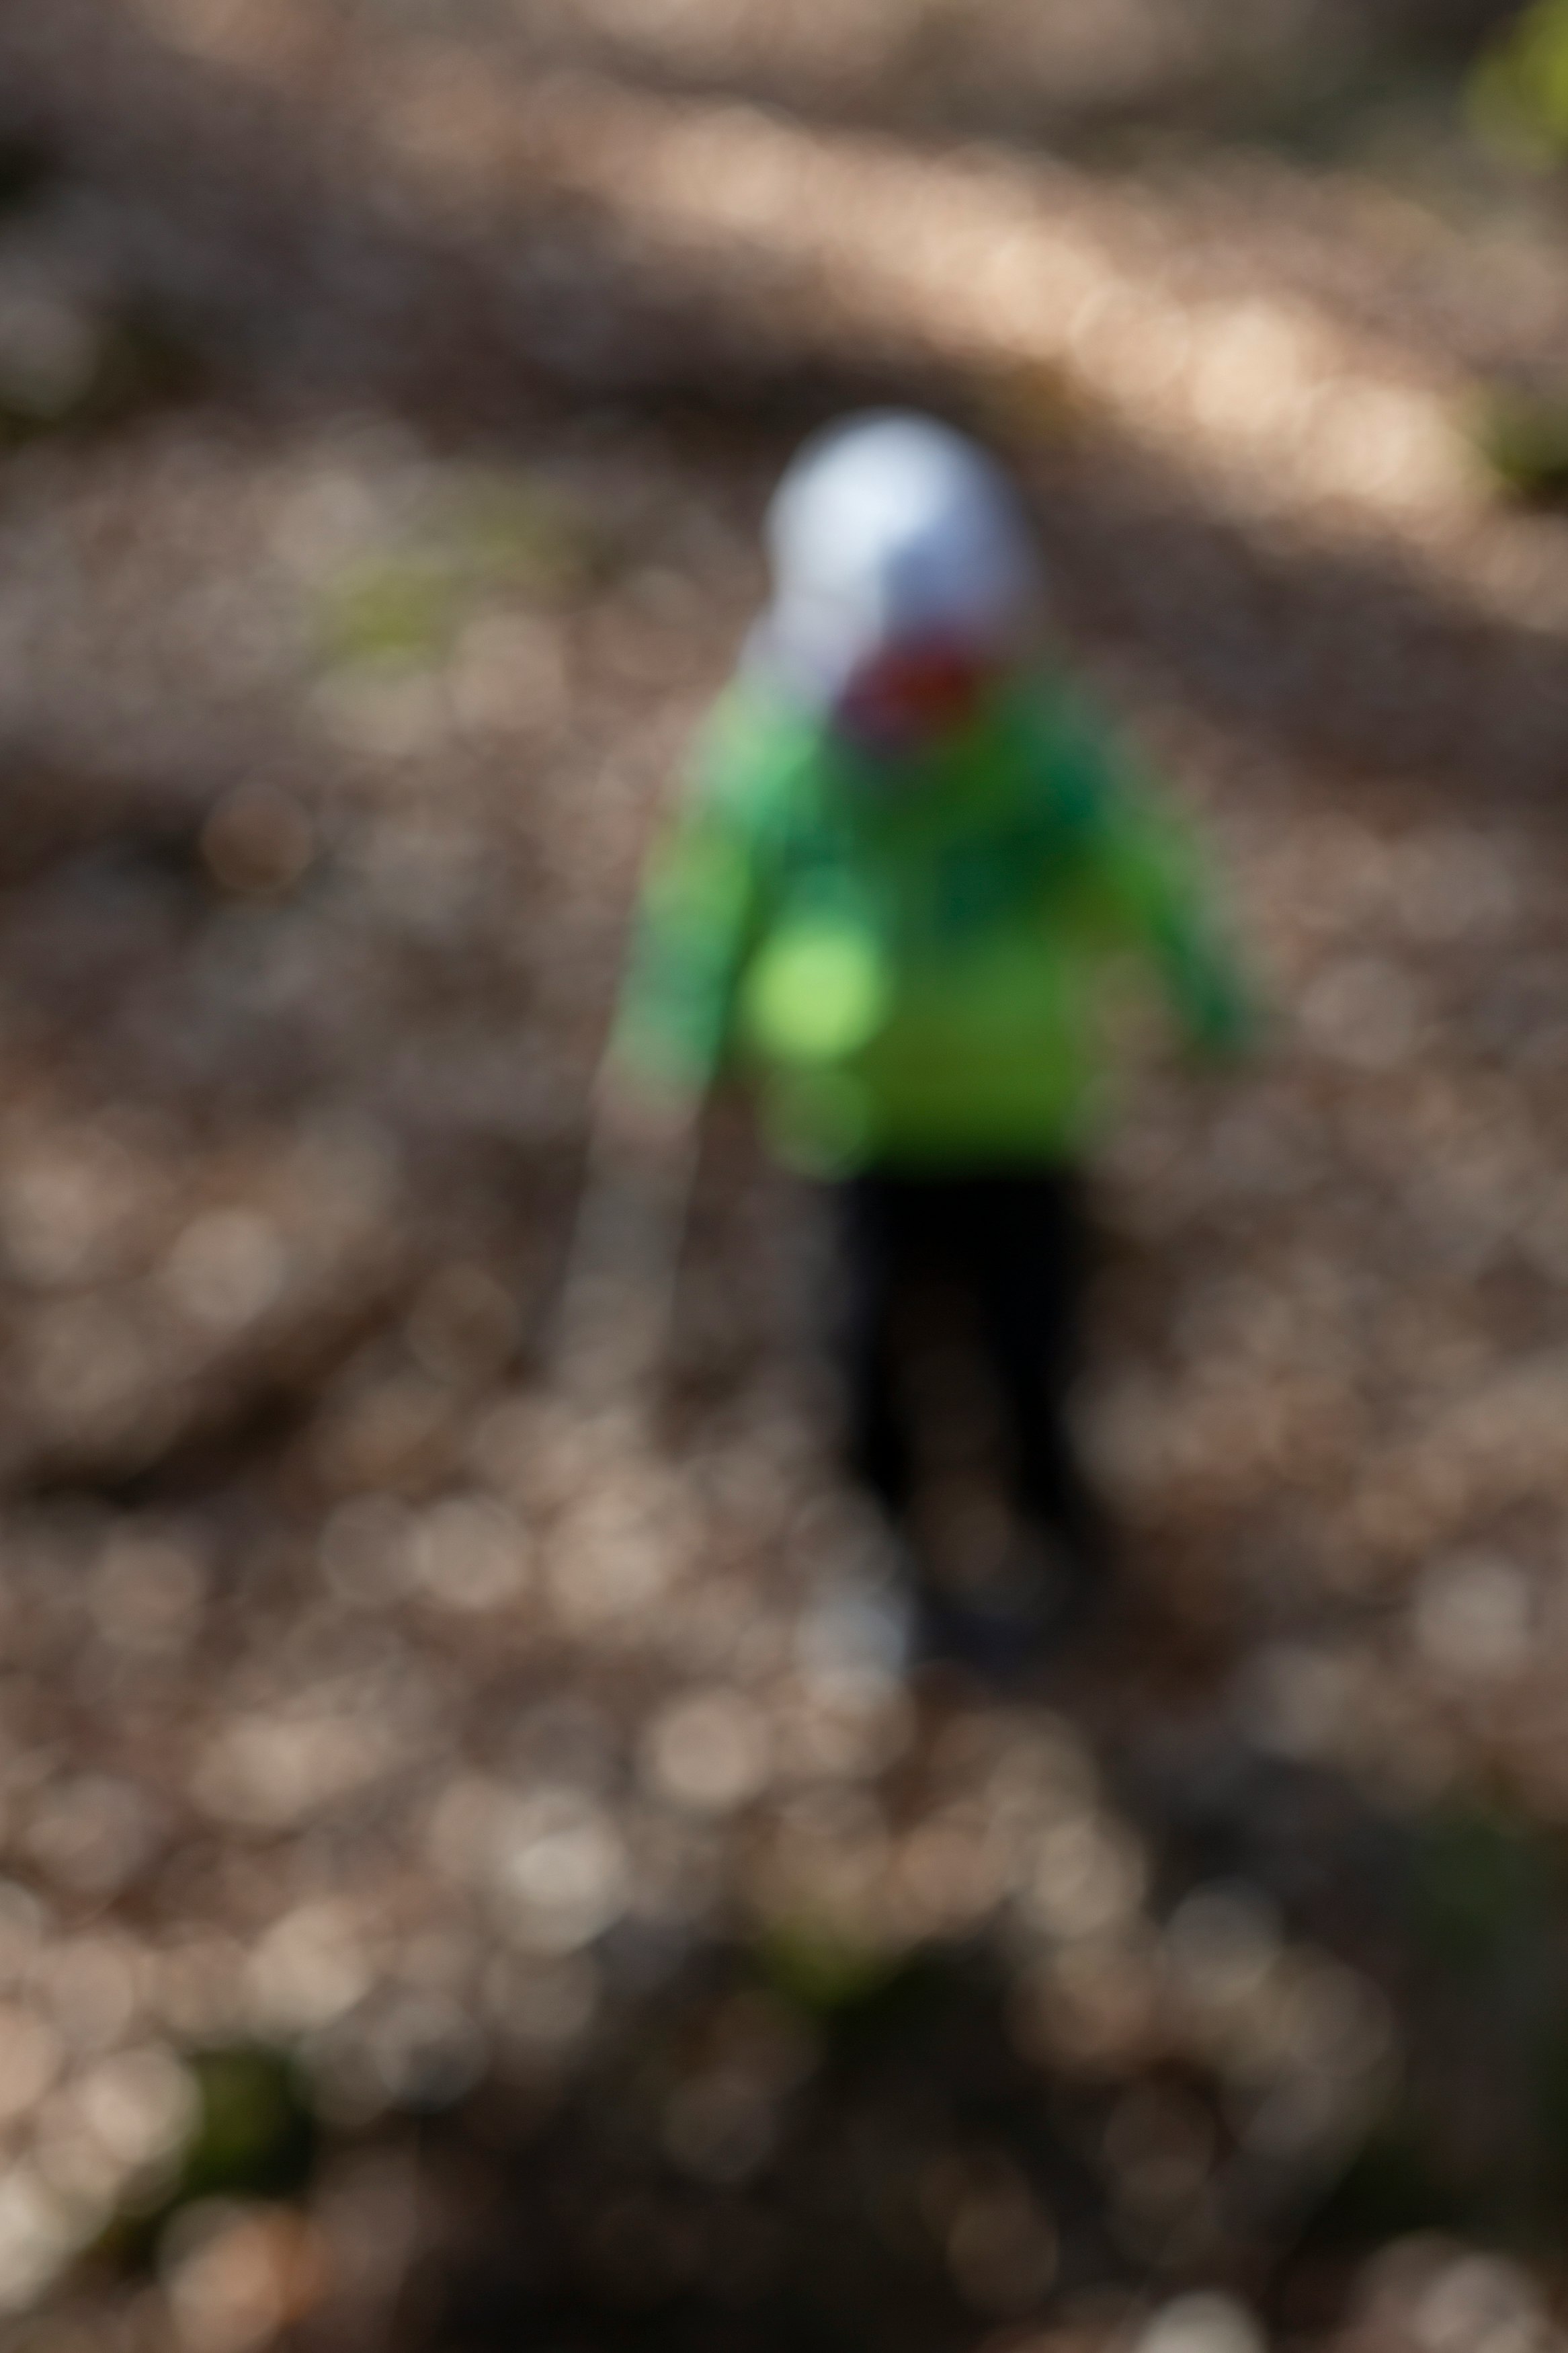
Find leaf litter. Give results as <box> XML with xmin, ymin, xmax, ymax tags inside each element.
<box><xmin>2</xmin><ymin>3</ymin><xmax>1568</xmax><ymax>2348</ymax></box>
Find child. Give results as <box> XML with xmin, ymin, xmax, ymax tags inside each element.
<box><xmin>602</xmin><ymin>413</ymin><xmax>1249</xmax><ymax>1657</ymax></box>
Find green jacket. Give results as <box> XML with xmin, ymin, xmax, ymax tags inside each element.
<box><xmin>611</xmin><ymin>668</ymin><xmax>1249</xmax><ymax>1174</ymax></box>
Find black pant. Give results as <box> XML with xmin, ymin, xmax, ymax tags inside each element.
<box><xmin>830</xmin><ymin>1168</ymin><xmax>1109</xmax><ymax>1579</ymax></box>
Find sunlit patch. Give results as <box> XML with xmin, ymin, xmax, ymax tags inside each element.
<box><xmin>161</xmin><ymin>1209</ymin><xmax>290</xmax><ymax>1331</ymax></box>
<box><xmin>71</xmin><ymin>2046</ymin><xmax>197</xmax><ymax>2179</ymax></box>
<box><xmin>1021</xmin><ymin>1814</ymin><xmax>1148</xmax><ymax>1944</ymax></box>
<box><xmin>247</xmin><ymin>1904</ymin><xmax>376</xmax><ymax>2038</ymax></box>
<box><xmin>0</xmin><ymin>2167</ymin><xmax>78</xmax><ymax>2315</ymax></box>
<box><xmin>192</xmin><ymin>1700</ymin><xmax>403</xmax><ymax>1832</ymax></box>
<box><xmin>161</xmin><ymin>2198</ymin><xmax>330</xmax><ymax>2353</ymax></box>
<box><xmin>1132</xmin><ymin>2292</ymin><xmax>1266</xmax><ymax>2353</ymax></box>
<box><xmin>1350</xmin><ymin>2240</ymin><xmax>1556</xmax><ymax>2353</ymax></box>
<box><xmin>406</xmin><ymin>1495</ymin><xmax>532</xmax><ymax>1613</ymax></box>
<box><xmin>544</xmin><ymin>1472</ymin><xmax>694</xmax><ymax>1632</ymax></box>
<box><xmin>486</xmin><ymin>1790</ymin><xmax>630</xmax><ymax>1955</ymax></box>
<box><xmin>1</xmin><ymin>1130</ymin><xmax>166</xmax><ymax>1289</ymax></box>
<box><xmin>0</xmin><ymin>2008</ymin><xmax>64</xmax><ymax>2128</ymax></box>
<box><xmin>1412</xmin><ymin>1551</ymin><xmax>1536</xmax><ymax>1683</ymax></box>
<box><xmin>130</xmin><ymin>0</ymin><xmax>319</xmax><ymax>76</ymax></box>
<box><xmin>641</xmin><ymin>1687</ymin><xmax>772</xmax><ymax>1814</ymax></box>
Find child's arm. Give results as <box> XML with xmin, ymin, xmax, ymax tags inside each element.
<box><xmin>604</xmin><ymin>776</ymin><xmax>761</xmax><ymax>1125</ymax></box>
<box><xmin>1097</xmin><ymin>791</ymin><xmax>1255</xmax><ymax>1062</ymax></box>
<box><xmin>1038</xmin><ymin>684</ymin><xmax>1254</xmax><ymax>1060</ymax></box>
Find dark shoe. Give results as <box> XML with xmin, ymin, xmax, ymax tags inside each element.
<box><xmin>915</xmin><ymin>1547</ymin><xmax>1108</xmax><ymax>1684</ymax></box>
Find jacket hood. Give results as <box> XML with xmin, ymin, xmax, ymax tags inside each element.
<box><xmin>748</xmin><ymin>411</ymin><xmax>1042</xmax><ymax>712</ymax></box>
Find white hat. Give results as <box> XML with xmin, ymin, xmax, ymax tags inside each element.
<box><xmin>749</xmin><ymin>411</ymin><xmax>1042</xmax><ymax>710</ymax></box>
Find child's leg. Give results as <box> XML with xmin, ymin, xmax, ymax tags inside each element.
<box><xmin>966</xmin><ymin>1170</ymin><xmax>1113</xmax><ymax>1587</ymax></box>
<box><xmin>831</xmin><ymin>1175</ymin><xmax>918</xmax><ymax>1523</ymax></box>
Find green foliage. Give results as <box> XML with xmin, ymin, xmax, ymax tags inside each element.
<box><xmin>449</xmin><ymin>471</ymin><xmax>591</xmax><ymax>588</ymax></box>
<box><xmin>1304</xmin><ymin>2112</ymin><xmax>1466</xmax><ymax>2249</ymax></box>
<box><xmin>175</xmin><ymin>2046</ymin><xmax>319</xmax><ymax>2206</ymax></box>
<box><xmin>95</xmin><ymin>2045</ymin><xmax>318</xmax><ymax>2277</ymax></box>
<box><xmin>1407</xmin><ymin>1800</ymin><xmax>1558</xmax><ymax>1982</ymax></box>
<box><xmin>1529</xmin><ymin>2009</ymin><xmax>1568</xmax><ymax>2192</ymax></box>
<box><xmin>1473</xmin><ymin>387</ymin><xmax>1568</xmax><ymax>502</ymax></box>
<box><xmin>316</xmin><ymin>474</ymin><xmax>597</xmax><ymax>670</ymax></box>
<box><xmin>755</xmin><ymin>1918</ymin><xmax>911</xmax><ymax>2017</ymax></box>
<box><xmin>319</xmin><ymin>553</ymin><xmax>466</xmax><ymax>668</ymax></box>
<box><xmin>1470</xmin><ymin>0</ymin><xmax>1568</xmax><ymax>159</ymax></box>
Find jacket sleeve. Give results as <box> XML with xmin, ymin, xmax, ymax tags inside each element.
<box><xmin>1047</xmin><ymin>688</ymin><xmax>1255</xmax><ymax>1060</ymax></box>
<box><xmin>606</xmin><ymin>711</ymin><xmax>766</xmax><ymax>1104</ymax></box>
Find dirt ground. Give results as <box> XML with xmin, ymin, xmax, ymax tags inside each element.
<box><xmin>2</xmin><ymin>4</ymin><xmax>1568</xmax><ymax>2348</ymax></box>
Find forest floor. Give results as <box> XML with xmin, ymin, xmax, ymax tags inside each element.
<box><xmin>3</xmin><ymin>4</ymin><xmax>1568</xmax><ymax>2349</ymax></box>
